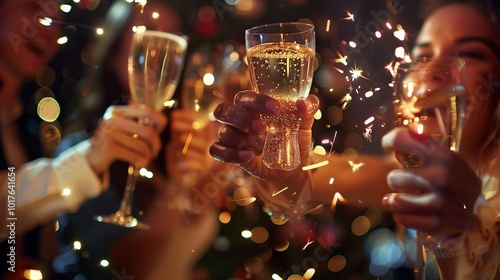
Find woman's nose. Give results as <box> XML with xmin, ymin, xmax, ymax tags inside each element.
<box><xmin>418</xmin><ymin>58</ymin><xmax>463</xmax><ymax>87</ymax></box>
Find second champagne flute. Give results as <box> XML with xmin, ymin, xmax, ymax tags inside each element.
<box><xmin>245</xmin><ymin>22</ymin><xmax>316</xmax><ymax>171</ymax></box>
<box><xmin>179</xmin><ymin>45</ymin><xmax>222</xmax><ymax>187</ymax></box>
<box><xmin>392</xmin><ymin>57</ymin><xmax>466</xmax><ymax>279</ymax></box>
<box><xmin>95</xmin><ymin>28</ymin><xmax>188</xmax><ymax>229</ymax></box>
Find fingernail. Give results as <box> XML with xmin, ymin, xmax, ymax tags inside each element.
<box><xmin>265</xmin><ymin>100</ymin><xmax>280</xmax><ymax>114</ymax></box>
<box><xmin>306</xmin><ymin>100</ymin><xmax>317</xmax><ymax>113</ymax></box>
<box><xmin>251</xmin><ymin>120</ymin><xmax>267</xmax><ymax>134</ymax></box>
<box><xmin>239</xmin><ymin>151</ymin><xmax>254</xmax><ymax>161</ymax></box>
<box><xmin>382</xmin><ymin>194</ymin><xmax>396</xmax><ymax>206</ymax></box>
<box><xmin>212</xmin><ymin>103</ymin><xmax>225</xmax><ymax>118</ymax></box>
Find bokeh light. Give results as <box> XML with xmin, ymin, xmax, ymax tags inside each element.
<box><xmin>327</xmin><ymin>255</ymin><xmax>347</xmax><ymax>272</ymax></box>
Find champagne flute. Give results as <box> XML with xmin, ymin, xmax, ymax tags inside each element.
<box><xmin>95</xmin><ymin>28</ymin><xmax>188</xmax><ymax>229</ymax></box>
<box><xmin>245</xmin><ymin>22</ymin><xmax>316</xmax><ymax>171</ymax></box>
<box><xmin>179</xmin><ymin>45</ymin><xmax>222</xmax><ymax>188</ymax></box>
<box><xmin>392</xmin><ymin>57</ymin><xmax>465</xmax><ymax>279</ymax></box>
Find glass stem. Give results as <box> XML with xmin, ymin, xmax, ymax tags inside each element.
<box><xmin>117</xmin><ymin>164</ymin><xmax>140</xmax><ymax>216</ymax></box>
<box><xmin>415</xmin><ymin>230</ymin><xmax>426</xmax><ymax>280</ymax></box>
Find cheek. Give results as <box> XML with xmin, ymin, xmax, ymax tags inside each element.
<box><xmin>463</xmin><ymin>94</ymin><xmax>498</xmax><ymax>145</ymax></box>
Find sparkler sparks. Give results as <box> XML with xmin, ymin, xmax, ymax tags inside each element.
<box><xmin>330</xmin><ymin>192</ymin><xmax>346</xmax><ymax>210</ymax></box>
<box><xmin>398</xmin><ymin>98</ymin><xmax>420</xmax><ymax>120</ymax></box>
<box><xmin>385</xmin><ymin>61</ymin><xmax>397</xmax><ymax>78</ymax></box>
<box><xmin>182</xmin><ymin>132</ymin><xmax>193</xmax><ymax>154</ymax></box>
<box><xmin>349</xmin><ymin>66</ymin><xmax>364</xmax><ymax>81</ymax></box>
<box><xmin>339</xmin><ymin>93</ymin><xmax>352</xmax><ymax>110</ymax></box>
<box><xmin>334</xmin><ymin>50</ymin><xmax>348</xmax><ymax>65</ymax></box>
<box><xmin>302</xmin><ymin>229</ymin><xmax>316</xmax><ymax>251</ymax></box>
<box><xmin>363</xmin><ymin>124</ymin><xmax>373</xmax><ymax>142</ymax></box>
<box><xmin>302</xmin><ymin>160</ymin><xmax>329</xmax><ymax>171</ymax></box>
<box><xmin>348</xmin><ymin>160</ymin><xmax>366</xmax><ymax>172</ymax></box>
<box><xmin>342</xmin><ymin>10</ymin><xmax>355</xmax><ymax>22</ymax></box>
<box><xmin>232</xmin><ymin>197</ymin><xmax>257</xmax><ymax>205</ymax></box>
<box><xmin>272</xmin><ymin>187</ymin><xmax>288</xmax><ymax>196</ymax></box>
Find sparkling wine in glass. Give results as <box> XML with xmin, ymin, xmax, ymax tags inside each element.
<box><xmin>95</xmin><ymin>28</ymin><xmax>187</xmax><ymax>229</ymax></box>
<box><xmin>245</xmin><ymin>22</ymin><xmax>315</xmax><ymax>171</ymax></box>
<box><xmin>179</xmin><ymin>45</ymin><xmax>222</xmax><ymax>187</ymax></box>
<box><xmin>392</xmin><ymin>57</ymin><xmax>465</xmax><ymax>279</ymax></box>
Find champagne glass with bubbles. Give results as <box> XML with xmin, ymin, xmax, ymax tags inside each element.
<box><xmin>179</xmin><ymin>45</ymin><xmax>222</xmax><ymax>187</ymax></box>
<box><xmin>95</xmin><ymin>28</ymin><xmax>187</xmax><ymax>229</ymax></box>
<box><xmin>393</xmin><ymin>57</ymin><xmax>465</xmax><ymax>279</ymax></box>
<box><xmin>245</xmin><ymin>22</ymin><xmax>315</xmax><ymax>171</ymax></box>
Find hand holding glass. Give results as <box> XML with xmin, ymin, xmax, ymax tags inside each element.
<box><xmin>245</xmin><ymin>22</ymin><xmax>315</xmax><ymax>171</ymax></box>
<box><xmin>392</xmin><ymin>57</ymin><xmax>465</xmax><ymax>279</ymax></box>
<box><xmin>95</xmin><ymin>29</ymin><xmax>187</xmax><ymax>229</ymax></box>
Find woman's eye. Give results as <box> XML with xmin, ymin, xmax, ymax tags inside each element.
<box><xmin>459</xmin><ymin>51</ymin><xmax>486</xmax><ymax>60</ymax></box>
<box><xmin>413</xmin><ymin>54</ymin><xmax>432</xmax><ymax>60</ymax></box>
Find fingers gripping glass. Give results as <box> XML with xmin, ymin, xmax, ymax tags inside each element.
<box><xmin>94</xmin><ymin>29</ymin><xmax>188</xmax><ymax>229</ymax></box>
<box><xmin>392</xmin><ymin>57</ymin><xmax>466</xmax><ymax>279</ymax></box>
<box><xmin>245</xmin><ymin>22</ymin><xmax>316</xmax><ymax>171</ymax></box>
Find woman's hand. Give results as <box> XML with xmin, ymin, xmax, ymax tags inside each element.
<box><xmin>209</xmin><ymin>91</ymin><xmax>320</xmax><ymax>221</ymax></box>
<box><xmin>209</xmin><ymin>91</ymin><xmax>319</xmax><ymax>186</ymax></box>
<box><xmin>165</xmin><ymin>109</ymin><xmax>217</xmax><ymax>187</ymax></box>
<box><xmin>87</xmin><ymin>105</ymin><xmax>167</xmax><ymax>178</ymax></box>
<box><xmin>381</xmin><ymin>128</ymin><xmax>482</xmax><ymax>237</ymax></box>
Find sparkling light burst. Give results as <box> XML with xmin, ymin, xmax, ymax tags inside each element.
<box><xmin>349</xmin><ymin>66</ymin><xmax>363</xmax><ymax>81</ymax></box>
<box><xmin>348</xmin><ymin>160</ymin><xmax>366</xmax><ymax>172</ymax></box>
<box><xmin>363</xmin><ymin>124</ymin><xmax>373</xmax><ymax>142</ymax></box>
<box><xmin>342</xmin><ymin>10</ymin><xmax>355</xmax><ymax>21</ymax></box>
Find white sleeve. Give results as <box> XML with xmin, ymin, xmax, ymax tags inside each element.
<box><xmin>15</xmin><ymin>139</ymin><xmax>105</xmax><ymax>211</ymax></box>
<box><xmin>0</xmin><ymin>139</ymin><xmax>107</xmax><ymax>239</ymax></box>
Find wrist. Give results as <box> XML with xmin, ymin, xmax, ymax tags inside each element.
<box><xmin>254</xmin><ymin>170</ymin><xmax>322</xmax><ymax>222</ymax></box>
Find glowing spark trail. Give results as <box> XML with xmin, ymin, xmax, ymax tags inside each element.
<box><xmin>350</xmin><ymin>66</ymin><xmax>363</xmax><ymax>81</ymax></box>
<box><xmin>363</xmin><ymin>124</ymin><xmax>373</xmax><ymax>142</ymax></box>
<box><xmin>272</xmin><ymin>187</ymin><xmax>288</xmax><ymax>196</ymax></box>
<box><xmin>334</xmin><ymin>50</ymin><xmax>348</xmax><ymax>65</ymax></box>
<box><xmin>348</xmin><ymin>160</ymin><xmax>366</xmax><ymax>172</ymax></box>
<box><xmin>342</xmin><ymin>10</ymin><xmax>355</xmax><ymax>21</ymax></box>
<box><xmin>339</xmin><ymin>93</ymin><xmax>352</xmax><ymax>110</ymax></box>
<box><xmin>302</xmin><ymin>160</ymin><xmax>329</xmax><ymax>171</ymax></box>
<box><xmin>182</xmin><ymin>132</ymin><xmax>193</xmax><ymax>154</ymax></box>
<box><xmin>302</xmin><ymin>229</ymin><xmax>316</xmax><ymax>251</ymax></box>
<box><xmin>330</xmin><ymin>192</ymin><xmax>346</xmax><ymax>210</ymax></box>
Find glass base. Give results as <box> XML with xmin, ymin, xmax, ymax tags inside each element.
<box><xmin>94</xmin><ymin>212</ymin><xmax>150</xmax><ymax>230</ymax></box>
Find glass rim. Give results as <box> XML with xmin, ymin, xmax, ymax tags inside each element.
<box><xmin>245</xmin><ymin>22</ymin><xmax>314</xmax><ymax>36</ymax></box>
<box><xmin>134</xmin><ymin>29</ymin><xmax>189</xmax><ymax>46</ymax></box>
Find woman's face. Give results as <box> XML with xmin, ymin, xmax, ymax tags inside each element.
<box><xmin>0</xmin><ymin>0</ymin><xmax>62</xmax><ymax>79</ymax></box>
<box><xmin>412</xmin><ymin>4</ymin><xmax>500</xmax><ymax>168</ymax></box>
<box><xmin>115</xmin><ymin>2</ymin><xmax>182</xmax><ymax>91</ymax></box>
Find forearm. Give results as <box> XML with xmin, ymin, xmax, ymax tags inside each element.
<box><xmin>0</xmin><ymin>140</ymin><xmax>106</xmax><ymax>239</ymax></box>
<box><xmin>311</xmin><ymin>153</ymin><xmax>398</xmax><ymax>207</ymax></box>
